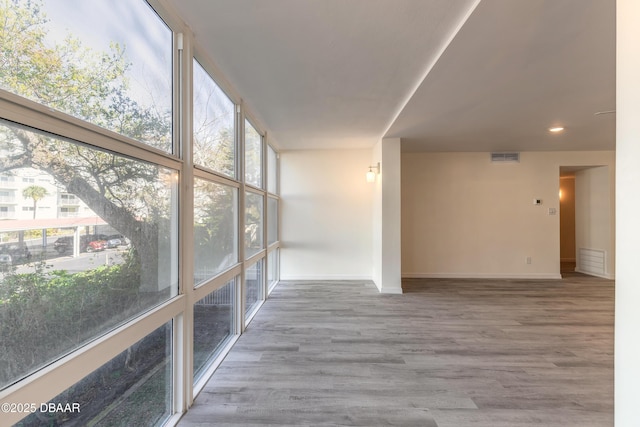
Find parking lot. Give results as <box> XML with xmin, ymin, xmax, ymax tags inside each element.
<box><xmin>0</xmin><ymin>245</ymin><xmax>129</xmax><ymax>277</ymax></box>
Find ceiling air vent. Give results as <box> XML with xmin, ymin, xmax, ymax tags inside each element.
<box><xmin>491</xmin><ymin>152</ymin><xmax>520</xmax><ymax>163</ymax></box>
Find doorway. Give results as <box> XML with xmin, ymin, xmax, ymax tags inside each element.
<box><xmin>559</xmin><ymin>165</ymin><xmax>613</xmax><ymax>279</ymax></box>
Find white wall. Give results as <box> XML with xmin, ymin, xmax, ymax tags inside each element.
<box><xmin>575</xmin><ymin>166</ymin><xmax>615</xmax><ymax>278</ymax></box>
<box><xmin>279</xmin><ymin>149</ymin><xmax>374</xmax><ymax>280</ymax></box>
<box><xmin>402</xmin><ymin>151</ymin><xmax>614</xmax><ymax>279</ymax></box>
<box><xmin>616</xmin><ymin>1</ymin><xmax>640</xmax><ymax>424</ymax></box>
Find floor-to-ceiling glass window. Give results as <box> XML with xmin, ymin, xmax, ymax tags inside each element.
<box><xmin>193</xmin><ymin>178</ymin><xmax>238</xmax><ymax>285</ymax></box>
<box><xmin>266</xmin><ymin>144</ymin><xmax>280</xmax><ymax>294</ymax></box>
<box><xmin>245</xmin><ymin>258</ymin><xmax>264</xmax><ymax>318</ymax></box>
<box><xmin>267</xmin><ymin>248</ymin><xmax>280</xmax><ymax>292</ymax></box>
<box><xmin>244</xmin><ymin>189</ymin><xmax>264</xmax><ymax>320</ymax></box>
<box><xmin>0</xmin><ymin>1</ymin><xmax>280</xmax><ymax>425</ymax></box>
<box><xmin>193</xmin><ymin>59</ymin><xmax>236</xmax><ymax>178</ymax></box>
<box><xmin>267</xmin><ymin>196</ymin><xmax>279</xmax><ymax>247</ymax></box>
<box><xmin>244</xmin><ymin>190</ymin><xmax>264</xmax><ymax>259</ymax></box>
<box><xmin>243</xmin><ymin>119</ymin><xmax>266</xmax><ymax>321</ymax></box>
<box><xmin>28</xmin><ymin>322</ymin><xmax>174</xmax><ymax>426</ymax></box>
<box><xmin>192</xmin><ymin>60</ymin><xmax>239</xmax><ymax>285</ymax></box>
<box><xmin>0</xmin><ymin>123</ymin><xmax>179</xmax><ymax>390</ymax></box>
<box><xmin>193</xmin><ymin>279</ymin><xmax>236</xmax><ymax>383</ymax></box>
<box><xmin>0</xmin><ymin>0</ymin><xmax>173</xmax><ymax>153</ymax></box>
<box><xmin>192</xmin><ymin>56</ymin><xmax>242</xmax><ymax>393</ymax></box>
<box><xmin>244</xmin><ymin>120</ymin><xmax>262</xmax><ymax>189</ymax></box>
<box><xmin>267</xmin><ymin>145</ymin><xmax>278</xmax><ymax>194</ymax></box>
<box><xmin>0</xmin><ymin>1</ymin><xmax>178</xmax><ymax>425</ymax></box>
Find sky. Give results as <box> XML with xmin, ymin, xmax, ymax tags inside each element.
<box><xmin>42</xmin><ymin>0</ymin><xmax>173</xmax><ymax>112</ymax></box>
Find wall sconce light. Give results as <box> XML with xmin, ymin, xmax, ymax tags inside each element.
<box><xmin>366</xmin><ymin>162</ymin><xmax>380</xmax><ymax>183</ymax></box>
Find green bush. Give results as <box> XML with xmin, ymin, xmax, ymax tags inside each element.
<box><xmin>0</xmin><ymin>252</ymin><xmax>151</xmax><ymax>388</ymax></box>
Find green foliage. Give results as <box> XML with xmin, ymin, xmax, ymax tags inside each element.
<box><xmin>0</xmin><ymin>252</ymin><xmax>152</xmax><ymax>387</ymax></box>
<box><xmin>21</xmin><ymin>184</ymin><xmax>48</xmax><ymax>201</ymax></box>
<box><xmin>0</xmin><ymin>0</ymin><xmax>171</xmax><ymax>149</ymax></box>
<box><xmin>193</xmin><ymin>179</ymin><xmax>236</xmax><ymax>274</ymax></box>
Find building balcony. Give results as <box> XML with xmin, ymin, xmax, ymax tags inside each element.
<box><xmin>58</xmin><ymin>211</ymin><xmax>79</xmax><ymax>218</ymax></box>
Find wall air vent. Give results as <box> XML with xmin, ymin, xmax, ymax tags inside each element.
<box><xmin>490</xmin><ymin>152</ymin><xmax>520</xmax><ymax>163</ymax></box>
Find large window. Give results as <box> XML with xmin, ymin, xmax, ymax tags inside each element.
<box><xmin>0</xmin><ymin>121</ymin><xmax>179</xmax><ymax>390</ymax></box>
<box><xmin>244</xmin><ymin>120</ymin><xmax>262</xmax><ymax>188</ymax></box>
<box><xmin>193</xmin><ymin>60</ymin><xmax>236</xmax><ymax>177</ymax></box>
<box><xmin>194</xmin><ymin>178</ymin><xmax>238</xmax><ymax>285</ymax></box>
<box><xmin>194</xmin><ymin>280</ymin><xmax>236</xmax><ymax>382</ymax></box>
<box><xmin>16</xmin><ymin>322</ymin><xmax>173</xmax><ymax>427</ymax></box>
<box><xmin>0</xmin><ymin>0</ymin><xmax>173</xmax><ymax>152</ymax></box>
<box><xmin>245</xmin><ymin>260</ymin><xmax>263</xmax><ymax>319</ymax></box>
<box><xmin>267</xmin><ymin>196</ymin><xmax>279</xmax><ymax>246</ymax></box>
<box><xmin>267</xmin><ymin>249</ymin><xmax>279</xmax><ymax>292</ymax></box>
<box><xmin>245</xmin><ymin>191</ymin><xmax>264</xmax><ymax>259</ymax></box>
<box><xmin>267</xmin><ymin>145</ymin><xmax>278</xmax><ymax>194</ymax></box>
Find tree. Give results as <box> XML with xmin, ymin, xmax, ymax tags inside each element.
<box><xmin>0</xmin><ymin>0</ymin><xmax>172</xmax><ymax>289</ymax></box>
<box><xmin>21</xmin><ymin>185</ymin><xmax>48</xmax><ymax>219</ymax></box>
<box><xmin>193</xmin><ymin>60</ymin><xmax>236</xmax><ymax>176</ymax></box>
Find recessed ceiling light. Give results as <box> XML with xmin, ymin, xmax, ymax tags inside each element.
<box><xmin>549</xmin><ymin>127</ymin><xmax>564</xmax><ymax>133</ymax></box>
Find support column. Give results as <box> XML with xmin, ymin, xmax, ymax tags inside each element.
<box><xmin>372</xmin><ymin>138</ymin><xmax>402</xmax><ymax>294</ymax></box>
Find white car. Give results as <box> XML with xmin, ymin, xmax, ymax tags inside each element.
<box><xmin>0</xmin><ymin>254</ymin><xmax>12</xmax><ymax>271</ymax></box>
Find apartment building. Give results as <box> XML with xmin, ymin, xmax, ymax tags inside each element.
<box><xmin>0</xmin><ymin>168</ymin><xmax>95</xmax><ymax>221</ymax></box>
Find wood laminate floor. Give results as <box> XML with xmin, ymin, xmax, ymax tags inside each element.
<box><xmin>178</xmin><ymin>273</ymin><xmax>614</xmax><ymax>427</ymax></box>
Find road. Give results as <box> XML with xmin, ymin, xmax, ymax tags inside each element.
<box><xmin>2</xmin><ymin>248</ymin><xmax>129</xmax><ymax>277</ymax></box>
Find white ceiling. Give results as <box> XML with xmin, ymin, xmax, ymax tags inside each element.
<box><xmin>164</xmin><ymin>0</ymin><xmax>615</xmax><ymax>153</ymax></box>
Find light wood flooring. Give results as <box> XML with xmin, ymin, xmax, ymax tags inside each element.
<box><xmin>178</xmin><ymin>273</ymin><xmax>614</xmax><ymax>427</ymax></box>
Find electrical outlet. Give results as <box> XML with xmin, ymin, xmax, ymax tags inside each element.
<box><xmin>526</xmin><ymin>256</ymin><xmax>532</xmax><ymax>264</ymax></box>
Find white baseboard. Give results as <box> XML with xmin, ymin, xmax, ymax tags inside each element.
<box><xmin>402</xmin><ymin>272</ymin><xmax>563</xmax><ymax>280</ymax></box>
<box><xmin>574</xmin><ymin>269</ymin><xmax>615</xmax><ymax>280</ymax></box>
<box><xmin>280</xmin><ymin>275</ymin><xmax>373</xmax><ymax>281</ymax></box>
<box><xmin>380</xmin><ymin>287</ymin><xmax>403</xmax><ymax>294</ymax></box>
<box><xmin>279</xmin><ymin>276</ymin><xmax>403</xmax><ymax>294</ymax></box>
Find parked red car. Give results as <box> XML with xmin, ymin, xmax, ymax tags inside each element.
<box><xmin>86</xmin><ymin>240</ymin><xmax>107</xmax><ymax>252</ymax></box>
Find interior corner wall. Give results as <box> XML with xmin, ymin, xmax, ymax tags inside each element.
<box><xmin>401</xmin><ymin>151</ymin><xmax>615</xmax><ymax>279</ymax></box>
<box><xmin>279</xmin><ymin>149</ymin><xmax>374</xmax><ymax>280</ymax></box>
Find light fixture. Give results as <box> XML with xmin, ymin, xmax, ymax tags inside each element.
<box><xmin>366</xmin><ymin>162</ymin><xmax>380</xmax><ymax>183</ymax></box>
<box><xmin>549</xmin><ymin>126</ymin><xmax>564</xmax><ymax>133</ymax></box>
